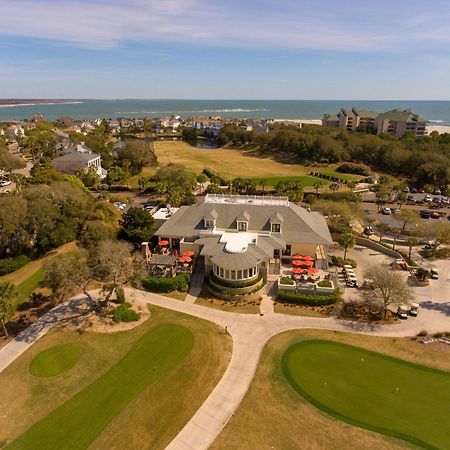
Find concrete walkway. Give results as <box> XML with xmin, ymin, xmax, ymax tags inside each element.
<box><xmin>1</xmin><ymin>286</ymin><xmax>448</xmax><ymax>449</ymax></box>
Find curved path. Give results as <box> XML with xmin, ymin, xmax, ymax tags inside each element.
<box><xmin>0</xmin><ymin>288</ymin><xmax>447</xmax><ymax>449</ymax></box>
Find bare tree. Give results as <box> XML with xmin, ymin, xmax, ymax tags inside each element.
<box><xmin>0</xmin><ymin>281</ymin><xmax>17</xmax><ymax>337</ymax></box>
<box><xmin>363</xmin><ymin>266</ymin><xmax>414</xmax><ymax>319</ymax></box>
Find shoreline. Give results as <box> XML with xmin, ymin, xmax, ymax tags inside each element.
<box><xmin>0</xmin><ymin>100</ymin><xmax>83</xmax><ymax>108</ymax></box>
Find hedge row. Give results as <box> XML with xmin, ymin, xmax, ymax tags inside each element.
<box><xmin>0</xmin><ymin>255</ymin><xmax>30</xmax><ymax>276</ymax></box>
<box><xmin>276</xmin><ymin>291</ymin><xmax>339</xmax><ymax>306</ymax></box>
<box><xmin>209</xmin><ymin>271</ymin><xmax>263</xmax><ymax>288</ymax></box>
<box><xmin>141</xmin><ymin>273</ymin><xmax>191</xmax><ymax>293</ymax></box>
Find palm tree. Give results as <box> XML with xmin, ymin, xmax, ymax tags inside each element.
<box><xmin>313</xmin><ymin>181</ymin><xmax>324</xmax><ymax>194</ymax></box>
<box><xmin>339</xmin><ymin>233</ymin><xmax>356</xmax><ymax>260</ymax></box>
<box><xmin>407</xmin><ymin>237</ymin><xmax>418</xmax><ymax>259</ymax></box>
<box><xmin>260</xmin><ymin>178</ymin><xmax>267</xmax><ymax>193</ymax></box>
<box><xmin>377</xmin><ymin>222</ymin><xmax>390</xmax><ymax>243</ymax></box>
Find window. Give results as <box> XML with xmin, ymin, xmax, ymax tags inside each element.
<box><xmin>271</xmin><ymin>223</ymin><xmax>281</xmax><ymax>233</ymax></box>
<box><xmin>237</xmin><ymin>270</ymin><xmax>242</xmax><ymax>279</ymax></box>
<box><xmin>220</xmin><ymin>268</ymin><xmax>224</xmax><ymax>278</ymax></box>
<box><xmin>237</xmin><ymin>221</ymin><xmax>247</xmax><ymax>232</ymax></box>
<box><xmin>204</xmin><ymin>219</ymin><xmax>215</xmax><ymax>228</ymax></box>
<box><xmin>243</xmin><ymin>269</ymin><xmax>248</xmax><ymax>278</ymax></box>
<box><xmin>225</xmin><ymin>269</ymin><xmax>230</xmax><ymax>279</ymax></box>
<box><xmin>231</xmin><ymin>270</ymin><xmax>236</xmax><ymax>280</ymax></box>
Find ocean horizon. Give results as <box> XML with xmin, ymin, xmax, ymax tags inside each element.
<box><xmin>1</xmin><ymin>99</ymin><xmax>450</xmax><ymax>125</ymax></box>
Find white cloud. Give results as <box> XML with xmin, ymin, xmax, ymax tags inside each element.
<box><xmin>0</xmin><ymin>0</ymin><xmax>450</xmax><ymax>52</ymax></box>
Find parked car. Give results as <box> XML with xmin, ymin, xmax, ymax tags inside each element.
<box><xmin>431</xmin><ymin>211</ymin><xmax>441</xmax><ymax>219</ymax></box>
<box><xmin>424</xmin><ymin>194</ymin><xmax>432</xmax><ymax>202</ymax></box>
<box><xmin>441</xmin><ymin>197</ymin><xmax>449</xmax><ymax>205</ymax></box>
<box><xmin>403</xmin><ymin>186</ymin><xmax>410</xmax><ymax>193</ymax></box>
<box><xmin>418</xmin><ymin>188</ymin><xmax>425</xmax><ymax>193</ymax></box>
<box><xmin>432</xmin><ymin>197</ymin><xmax>442</xmax><ymax>204</ymax></box>
<box><xmin>0</xmin><ymin>179</ymin><xmax>11</xmax><ymax>187</ymax></box>
<box><xmin>410</xmin><ymin>187</ymin><xmax>418</xmax><ymax>193</ymax></box>
<box><xmin>381</xmin><ymin>207</ymin><xmax>392</xmax><ymax>215</ymax></box>
<box><xmin>420</xmin><ymin>210</ymin><xmax>431</xmax><ymax>219</ymax></box>
<box><xmin>430</xmin><ymin>268</ymin><xmax>439</xmax><ymax>279</ymax></box>
<box><xmin>434</xmin><ymin>188</ymin><xmax>442</xmax><ymax>195</ymax></box>
<box><xmin>407</xmin><ymin>194</ymin><xmax>416</xmax><ymax>203</ymax></box>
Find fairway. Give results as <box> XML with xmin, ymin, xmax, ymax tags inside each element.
<box><xmin>29</xmin><ymin>345</ymin><xmax>81</xmax><ymax>377</ymax></box>
<box><xmin>8</xmin><ymin>325</ymin><xmax>194</xmax><ymax>450</ymax></box>
<box><xmin>282</xmin><ymin>340</ymin><xmax>450</xmax><ymax>450</ymax></box>
<box><xmin>151</xmin><ymin>141</ymin><xmax>325</xmax><ymax>180</ymax></box>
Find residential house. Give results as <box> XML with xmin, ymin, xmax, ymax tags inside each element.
<box><xmin>375</xmin><ymin>109</ymin><xmax>427</xmax><ymax>137</ymax></box>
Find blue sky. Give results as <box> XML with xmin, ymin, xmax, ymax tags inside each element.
<box><xmin>1</xmin><ymin>0</ymin><xmax>450</xmax><ymax>99</ymax></box>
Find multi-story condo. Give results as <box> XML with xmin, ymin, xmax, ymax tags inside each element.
<box><xmin>375</xmin><ymin>109</ymin><xmax>427</xmax><ymax>138</ymax></box>
<box><xmin>323</xmin><ymin>107</ymin><xmax>427</xmax><ymax>137</ymax></box>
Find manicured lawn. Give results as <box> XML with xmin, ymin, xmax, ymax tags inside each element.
<box><xmin>14</xmin><ymin>268</ymin><xmax>45</xmax><ymax>305</ymax></box>
<box><xmin>29</xmin><ymin>344</ymin><xmax>81</xmax><ymax>377</ymax></box>
<box><xmin>212</xmin><ymin>330</ymin><xmax>450</xmax><ymax>450</ymax></box>
<box><xmin>0</xmin><ymin>306</ymin><xmax>231</xmax><ymax>450</ymax></box>
<box><xmin>149</xmin><ymin>141</ymin><xmax>317</xmax><ymax>179</ymax></box>
<box><xmin>282</xmin><ymin>340</ymin><xmax>450</xmax><ymax>450</ymax></box>
<box><xmin>8</xmin><ymin>325</ymin><xmax>194</xmax><ymax>450</ymax></box>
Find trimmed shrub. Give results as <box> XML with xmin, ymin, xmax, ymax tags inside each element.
<box><xmin>417</xmin><ymin>330</ymin><xmax>428</xmax><ymax>337</ymax></box>
<box><xmin>276</xmin><ymin>290</ymin><xmax>339</xmax><ymax>306</ymax></box>
<box><xmin>317</xmin><ymin>279</ymin><xmax>332</xmax><ymax>288</ymax></box>
<box><xmin>112</xmin><ymin>302</ymin><xmax>140</xmax><ymax>323</ymax></box>
<box><xmin>115</xmin><ymin>286</ymin><xmax>126</xmax><ymax>304</ymax></box>
<box><xmin>141</xmin><ymin>273</ymin><xmax>191</xmax><ymax>293</ymax></box>
<box><xmin>0</xmin><ymin>255</ymin><xmax>30</xmax><ymax>276</ymax></box>
<box><xmin>337</xmin><ymin>163</ymin><xmax>370</xmax><ymax>176</ymax></box>
<box><xmin>279</xmin><ymin>276</ymin><xmax>295</xmax><ymax>285</ymax></box>
<box><xmin>330</xmin><ymin>255</ymin><xmax>357</xmax><ymax>268</ymax></box>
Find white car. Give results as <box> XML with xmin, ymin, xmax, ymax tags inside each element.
<box><xmin>430</xmin><ymin>268</ymin><xmax>439</xmax><ymax>279</ymax></box>
<box><xmin>0</xmin><ymin>180</ymin><xmax>11</xmax><ymax>187</ymax></box>
<box><xmin>424</xmin><ymin>194</ymin><xmax>432</xmax><ymax>202</ymax></box>
<box><xmin>381</xmin><ymin>207</ymin><xmax>391</xmax><ymax>215</ymax></box>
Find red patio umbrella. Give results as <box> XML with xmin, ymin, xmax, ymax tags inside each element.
<box><xmin>292</xmin><ymin>260</ymin><xmax>303</xmax><ymax>266</ymax></box>
<box><xmin>183</xmin><ymin>250</ymin><xmax>195</xmax><ymax>257</ymax></box>
<box><xmin>292</xmin><ymin>254</ymin><xmax>303</xmax><ymax>259</ymax></box>
<box><xmin>159</xmin><ymin>240</ymin><xmax>169</xmax><ymax>246</ymax></box>
<box><xmin>300</xmin><ymin>260</ymin><xmax>314</xmax><ymax>267</ymax></box>
<box><xmin>291</xmin><ymin>268</ymin><xmax>303</xmax><ymax>274</ymax></box>
<box><xmin>307</xmin><ymin>268</ymin><xmax>319</xmax><ymax>274</ymax></box>
<box><xmin>302</xmin><ymin>255</ymin><xmax>314</xmax><ymax>261</ymax></box>
<box><xmin>178</xmin><ymin>255</ymin><xmax>192</xmax><ymax>263</ymax></box>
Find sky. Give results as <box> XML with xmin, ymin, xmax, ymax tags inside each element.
<box><xmin>1</xmin><ymin>0</ymin><xmax>450</xmax><ymax>100</ymax></box>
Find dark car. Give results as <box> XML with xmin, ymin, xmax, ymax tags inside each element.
<box><xmin>410</xmin><ymin>187</ymin><xmax>418</xmax><ymax>193</ymax></box>
<box><xmin>420</xmin><ymin>210</ymin><xmax>431</xmax><ymax>219</ymax></box>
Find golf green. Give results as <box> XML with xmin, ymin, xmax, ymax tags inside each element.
<box><xmin>282</xmin><ymin>340</ymin><xmax>450</xmax><ymax>450</ymax></box>
<box><xmin>29</xmin><ymin>344</ymin><xmax>81</xmax><ymax>377</ymax></box>
<box><xmin>8</xmin><ymin>324</ymin><xmax>194</xmax><ymax>450</ymax></box>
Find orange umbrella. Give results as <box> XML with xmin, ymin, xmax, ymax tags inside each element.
<box><xmin>300</xmin><ymin>260</ymin><xmax>314</xmax><ymax>267</ymax></box>
<box><xmin>178</xmin><ymin>255</ymin><xmax>192</xmax><ymax>263</ymax></box>
<box><xmin>159</xmin><ymin>240</ymin><xmax>169</xmax><ymax>246</ymax></box>
<box><xmin>292</xmin><ymin>268</ymin><xmax>303</xmax><ymax>274</ymax></box>
<box><xmin>302</xmin><ymin>255</ymin><xmax>314</xmax><ymax>261</ymax></box>
<box><xmin>183</xmin><ymin>250</ymin><xmax>195</xmax><ymax>257</ymax></box>
<box><xmin>292</xmin><ymin>254</ymin><xmax>303</xmax><ymax>259</ymax></box>
<box><xmin>307</xmin><ymin>268</ymin><xmax>319</xmax><ymax>274</ymax></box>
<box><xmin>292</xmin><ymin>260</ymin><xmax>303</xmax><ymax>266</ymax></box>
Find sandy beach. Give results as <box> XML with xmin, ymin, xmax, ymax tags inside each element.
<box><xmin>426</xmin><ymin>125</ymin><xmax>450</xmax><ymax>134</ymax></box>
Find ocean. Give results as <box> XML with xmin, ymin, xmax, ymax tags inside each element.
<box><xmin>1</xmin><ymin>99</ymin><xmax>450</xmax><ymax>125</ymax></box>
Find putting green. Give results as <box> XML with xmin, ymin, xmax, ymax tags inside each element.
<box><xmin>282</xmin><ymin>340</ymin><xmax>450</xmax><ymax>450</ymax></box>
<box><xmin>29</xmin><ymin>344</ymin><xmax>81</xmax><ymax>377</ymax></box>
<box><xmin>8</xmin><ymin>324</ymin><xmax>194</xmax><ymax>450</ymax></box>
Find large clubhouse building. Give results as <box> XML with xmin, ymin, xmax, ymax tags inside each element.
<box><xmin>155</xmin><ymin>194</ymin><xmax>333</xmax><ymax>283</ymax></box>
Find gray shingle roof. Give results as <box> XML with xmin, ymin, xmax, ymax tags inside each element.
<box><xmin>377</xmin><ymin>109</ymin><xmax>427</xmax><ymax>123</ymax></box>
<box><xmin>156</xmin><ymin>198</ymin><xmax>332</xmax><ymax>245</ymax></box>
<box><xmin>53</xmin><ymin>151</ymin><xmax>100</xmax><ymax>164</ymax></box>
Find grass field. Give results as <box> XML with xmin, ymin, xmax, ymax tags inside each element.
<box><xmin>0</xmin><ymin>242</ymin><xmax>78</xmax><ymax>306</ymax></box>
<box><xmin>282</xmin><ymin>340</ymin><xmax>450</xmax><ymax>450</ymax></box>
<box><xmin>8</xmin><ymin>325</ymin><xmax>194</xmax><ymax>450</ymax></box>
<box><xmin>149</xmin><ymin>141</ymin><xmax>334</xmax><ymax>183</ymax></box>
<box><xmin>315</xmin><ymin>170</ymin><xmax>362</xmax><ymax>182</ymax></box>
<box><xmin>211</xmin><ymin>330</ymin><xmax>450</xmax><ymax>450</ymax></box>
<box><xmin>29</xmin><ymin>344</ymin><xmax>81</xmax><ymax>378</ymax></box>
<box><xmin>251</xmin><ymin>176</ymin><xmax>320</xmax><ymax>187</ymax></box>
<box><xmin>0</xmin><ymin>306</ymin><xmax>231</xmax><ymax>449</ymax></box>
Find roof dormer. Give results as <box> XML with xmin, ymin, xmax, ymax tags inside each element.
<box><xmin>269</xmin><ymin>212</ymin><xmax>283</xmax><ymax>234</ymax></box>
<box><xmin>236</xmin><ymin>210</ymin><xmax>250</xmax><ymax>231</ymax></box>
<box><xmin>203</xmin><ymin>209</ymin><xmax>218</xmax><ymax>228</ymax></box>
